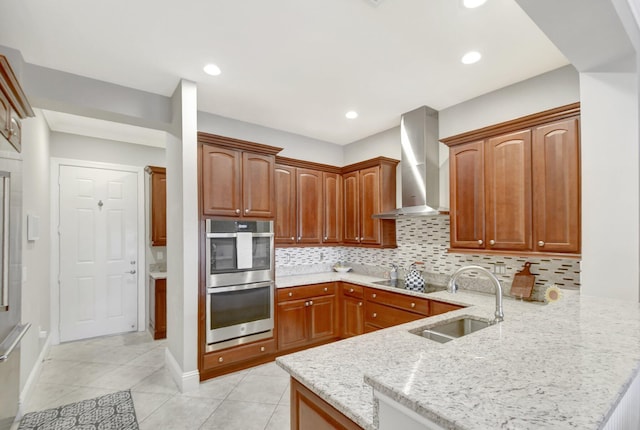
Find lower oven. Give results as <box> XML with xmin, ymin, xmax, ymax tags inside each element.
<box><xmin>206</xmin><ymin>280</ymin><xmax>274</xmax><ymax>351</ymax></box>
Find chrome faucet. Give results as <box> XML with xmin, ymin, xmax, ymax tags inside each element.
<box><xmin>448</xmin><ymin>265</ymin><xmax>504</xmax><ymax>323</ymax></box>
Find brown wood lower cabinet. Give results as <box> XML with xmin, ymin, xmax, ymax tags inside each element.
<box><xmin>341</xmin><ymin>283</ymin><xmax>364</xmax><ymax>338</ymax></box>
<box><xmin>277</xmin><ymin>283</ymin><xmax>339</xmax><ymax>351</ymax></box>
<box><xmin>149</xmin><ymin>277</ymin><xmax>166</xmax><ymax>340</ymax></box>
<box><xmin>291</xmin><ymin>377</ymin><xmax>363</xmax><ymax>430</ymax></box>
<box><xmin>203</xmin><ymin>338</ymin><xmax>276</xmax><ymax>371</ymax></box>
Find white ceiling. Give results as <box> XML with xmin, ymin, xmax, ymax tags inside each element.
<box><xmin>0</xmin><ymin>0</ymin><xmax>568</xmax><ymax>145</ymax></box>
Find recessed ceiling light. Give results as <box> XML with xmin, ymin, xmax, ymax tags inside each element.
<box><xmin>461</xmin><ymin>51</ymin><xmax>482</xmax><ymax>64</ymax></box>
<box><xmin>463</xmin><ymin>0</ymin><xmax>487</xmax><ymax>8</ymax></box>
<box><xmin>203</xmin><ymin>64</ymin><xmax>221</xmax><ymax>76</ymax></box>
<box><xmin>345</xmin><ymin>111</ymin><xmax>359</xmax><ymax>119</ymax></box>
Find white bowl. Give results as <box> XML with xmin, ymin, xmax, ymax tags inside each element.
<box><xmin>334</xmin><ymin>266</ymin><xmax>352</xmax><ymax>273</ymax></box>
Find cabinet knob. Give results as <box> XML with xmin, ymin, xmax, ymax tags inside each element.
<box><xmin>218</xmin><ymin>357</ymin><xmax>224</xmax><ymax>363</ymax></box>
<box><xmin>489</xmin><ymin>239</ymin><xmax>495</xmax><ymax>246</ymax></box>
<box><xmin>411</xmin><ymin>303</ymin><xmax>416</xmax><ymax>308</ymax></box>
<box><xmin>260</xmin><ymin>346</ymin><xmax>265</xmax><ymax>352</ymax></box>
<box><xmin>538</xmin><ymin>240</ymin><xmax>545</xmax><ymax>247</ymax></box>
<box><xmin>235</xmin><ymin>209</ymin><xmax>240</xmax><ymax>214</ymax></box>
<box><xmin>288</xmin><ymin>292</ymin><xmax>293</xmax><ymax>297</ymax></box>
<box><xmin>478</xmin><ymin>239</ymin><xmax>483</xmax><ymax>245</ymax></box>
<box><xmin>358</xmin><ymin>302</ymin><xmax>363</xmax><ymax>306</ymax></box>
<box><xmin>372</xmin><ymin>293</ymin><xmax>377</xmax><ymax>299</ymax></box>
<box><xmin>298</xmin><ymin>236</ymin><xmax>301</xmax><ymax>241</ymax></box>
<box><xmin>372</xmin><ymin>313</ymin><xmax>377</xmax><ymax>318</ymax></box>
<box><xmin>309</xmin><ymin>300</ymin><xmax>313</xmax><ymax>306</ymax></box>
<box><xmin>305</xmin><ymin>301</ymin><xmax>309</xmax><ymax>306</ymax></box>
<box><xmin>324</xmin><ymin>287</ymin><xmax>328</xmax><ymax>292</ymax></box>
<box><xmin>324</xmin><ymin>236</ymin><xmax>328</xmax><ymax>240</ymax></box>
<box><xmin>291</xmin><ymin>237</ymin><xmax>295</xmax><ymax>241</ymax></box>
<box><xmin>349</xmin><ymin>288</ymin><xmax>354</xmax><ymax>293</ymax></box>
<box><xmin>355</xmin><ymin>236</ymin><xmax>359</xmax><ymax>241</ymax></box>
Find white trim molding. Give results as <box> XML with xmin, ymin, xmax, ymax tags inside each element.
<box><xmin>17</xmin><ymin>333</ymin><xmax>52</xmax><ymax>420</ymax></box>
<box><xmin>165</xmin><ymin>348</ymin><xmax>200</xmax><ymax>393</ymax></box>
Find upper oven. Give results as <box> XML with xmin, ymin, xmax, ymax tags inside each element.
<box><xmin>205</xmin><ymin>219</ymin><xmax>274</xmax><ymax>288</ymax></box>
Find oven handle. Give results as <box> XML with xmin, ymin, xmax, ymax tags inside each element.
<box><xmin>206</xmin><ymin>232</ymin><xmax>238</xmax><ymax>239</ymax></box>
<box><xmin>207</xmin><ymin>281</ymin><xmax>273</xmax><ymax>294</ymax></box>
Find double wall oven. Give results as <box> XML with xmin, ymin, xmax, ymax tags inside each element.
<box><xmin>205</xmin><ymin>219</ymin><xmax>274</xmax><ymax>351</ymax></box>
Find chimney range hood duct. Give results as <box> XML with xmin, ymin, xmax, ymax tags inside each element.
<box><xmin>372</xmin><ymin>106</ymin><xmax>443</xmax><ymax>219</ymax></box>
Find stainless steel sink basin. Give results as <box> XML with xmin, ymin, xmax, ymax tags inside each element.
<box><xmin>411</xmin><ymin>316</ymin><xmax>493</xmax><ymax>344</ymax></box>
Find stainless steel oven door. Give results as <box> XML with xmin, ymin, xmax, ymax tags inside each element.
<box><xmin>206</xmin><ymin>232</ymin><xmax>274</xmax><ymax>287</ymax></box>
<box><xmin>206</xmin><ymin>281</ymin><xmax>274</xmax><ymax>347</ymax></box>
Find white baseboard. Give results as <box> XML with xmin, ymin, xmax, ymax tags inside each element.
<box><xmin>17</xmin><ymin>333</ymin><xmax>52</xmax><ymax>420</ymax></box>
<box><xmin>164</xmin><ymin>348</ymin><xmax>199</xmax><ymax>393</ymax></box>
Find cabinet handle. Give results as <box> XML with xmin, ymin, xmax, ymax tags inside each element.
<box><xmin>244</xmin><ymin>208</ymin><xmax>249</xmax><ymax>214</ymax></box>
<box><xmin>218</xmin><ymin>357</ymin><xmax>224</xmax><ymax>363</ymax></box>
<box><xmin>349</xmin><ymin>288</ymin><xmax>354</xmax><ymax>293</ymax></box>
<box><xmin>358</xmin><ymin>302</ymin><xmax>363</xmax><ymax>306</ymax></box>
<box><xmin>538</xmin><ymin>240</ymin><xmax>545</xmax><ymax>247</ymax></box>
<box><xmin>260</xmin><ymin>346</ymin><xmax>265</xmax><ymax>352</ymax></box>
<box><xmin>235</xmin><ymin>209</ymin><xmax>240</xmax><ymax>214</ymax></box>
<box><xmin>372</xmin><ymin>313</ymin><xmax>377</xmax><ymax>318</ymax></box>
<box><xmin>478</xmin><ymin>239</ymin><xmax>483</xmax><ymax>245</ymax></box>
<box><xmin>324</xmin><ymin>287</ymin><xmax>328</xmax><ymax>292</ymax></box>
<box><xmin>372</xmin><ymin>293</ymin><xmax>377</xmax><ymax>299</ymax></box>
<box><xmin>489</xmin><ymin>239</ymin><xmax>495</xmax><ymax>246</ymax></box>
<box><xmin>410</xmin><ymin>303</ymin><xmax>416</xmax><ymax>308</ymax></box>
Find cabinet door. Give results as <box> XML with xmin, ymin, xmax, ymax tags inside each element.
<box><xmin>308</xmin><ymin>295</ymin><xmax>337</xmax><ymax>342</ymax></box>
<box><xmin>342</xmin><ymin>296</ymin><xmax>364</xmax><ymax>338</ymax></box>
<box><xmin>202</xmin><ymin>145</ymin><xmax>242</xmax><ymax>216</ymax></box>
<box><xmin>358</xmin><ymin>167</ymin><xmax>381</xmax><ymax>245</ymax></box>
<box><xmin>322</xmin><ymin>172</ymin><xmax>342</xmax><ymax>244</ymax></box>
<box><xmin>242</xmin><ymin>152</ymin><xmax>275</xmax><ymax>218</ymax></box>
<box><xmin>277</xmin><ymin>299</ymin><xmax>309</xmax><ymax>350</ymax></box>
<box><xmin>150</xmin><ymin>168</ymin><xmax>167</xmax><ymax>246</ymax></box>
<box><xmin>450</xmin><ymin>141</ymin><xmax>485</xmax><ymax>249</ymax></box>
<box><xmin>532</xmin><ymin>118</ymin><xmax>580</xmax><ymax>253</ymax></box>
<box><xmin>342</xmin><ymin>171</ymin><xmax>360</xmax><ymax>244</ymax></box>
<box><xmin>154</xmin><ymin>279</ymin><xmax>167</xmax><ymax>339</ymax></box>
<box><xmin>0</xmin><ymin>91</ymin><xmax>9</xmax><ymax>141</ymax></box>
<box><xmin>297</xmin><ymin>168</ymin><xmax>323</xmax><ymax>244</ymax></box>
<box><xmin>275</xmin><ymin>164</ymin><xmax>296</xmax><ymax>244</ymax></box>
<box><xmin>485</xmin><ymin>130</ymin><xmax>532</xmax><ymax>251</ymax></box>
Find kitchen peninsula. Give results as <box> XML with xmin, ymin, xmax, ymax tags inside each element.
<box><xmin>276</xmin><ymin>272</ymin><xmax>640</xmax><ymax>430</ymax></box>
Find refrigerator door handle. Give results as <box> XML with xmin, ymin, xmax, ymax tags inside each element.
<box><xmin>0</xmin><ymin>323</ymin><xmax>30</xmax><ymax>363</ymax></box>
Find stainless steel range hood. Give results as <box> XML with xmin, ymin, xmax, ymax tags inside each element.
<box><xmin>373</xmin><ymin>106</ymin><xmax>443</xmax><ymax>219</ymax></box>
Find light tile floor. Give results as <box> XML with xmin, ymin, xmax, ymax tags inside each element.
<box><xmin>23</xmin><ymin>332</ymin><xmax>290</xmax><ymax>430</ymax></box>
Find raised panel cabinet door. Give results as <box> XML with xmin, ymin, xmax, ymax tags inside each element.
<box><xmin>449</xmin><ymin>141</ymin><xmax>485</xmax><ymax>249</ymax></box>
<box><xmin>358</xmin><ymin>166</ymin><xmax>381</xmax><ymax>244</ymax></box>
<box><xmin>485</xmin><ymin>130</ymin><xmax>533</xmax><ymax>251</ymax></box>
<box><xmin>277</xmin><ymin>300</ymin><xmax>309</xmax><ymax>350</ymax></box>
<box><xmin>297</xmin><ymin>168</ymin><xmax>323</xmax><ymax>244</ymax></box>
<box><xmin>322</xmin><ymin>172</ymin><xmax>342</xmax><ymax>243</ymax></box>
<box><xmin>341</xmin><ymin>296</ymin><xmax>364</xmax><ymax>338</ymax></box>
<box><xmin>149</xmin><ymin>167</ymin><xmax>167</xmax><ymax>246</ymax></box>
<box><xmin>275</xmin><ymin>164</ymin><xmax>297</xmax><ymax>244</ymax></box>
<box><xmin>532</xmin><ymin>118</ymin><xmax>580</xmax><ymax>253</ymax></box>
<box><xmin>202</xmin><ymin>145</ymin><xmax>242</xmax><ymax>216</ymax></box>
<box><xmin>242</xmin><ymin>152</ymin><xmax>275</xmax><ymax>218</ymax></box>
<box><xmin>154</xmin><ymin>278</ymin><xmax>167</xmax><ymax>339</ymax></box>
<box><xmin>308</xmin><ymin>295</ymin><xmax>337</xmax><ymax>342</ymax></box>
<box><xmin>342</xmin><ymin>171</ymin><xmax>360</xmax><ymax>244</ymax></box>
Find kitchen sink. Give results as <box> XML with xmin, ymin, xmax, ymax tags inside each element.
<box><xmin>372</xmin><ymin>279</ymin><xmax>447</xmax><ymax>293</ymax></box>
<box><xmin>411</xmin><ymin>316</ymin><xmax>493</xmax><ymax>344</ymax></box>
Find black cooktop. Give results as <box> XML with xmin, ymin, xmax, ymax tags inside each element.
<box><xmin>372</xmin><ymin>279</ymin><xmax>447</xmax><ymax>294</ymax></box>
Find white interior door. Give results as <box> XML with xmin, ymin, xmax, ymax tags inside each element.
<box><xmin>59</xmin><ymin>165</ymin><xmax>138</xmax><ymax>342</ymax></box>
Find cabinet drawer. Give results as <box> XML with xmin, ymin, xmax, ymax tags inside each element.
<box><xmin>341</xmin><ymin>283</ymin><xmax>363</xmax><ymax>299</ymax></box>
<box><xmin>430</xmin><ymin>300</ymin><xmax>464</xmax><ymax>316</ymax></box>
<box><xmin>203</xmin><ymin>339</ymin><xmax>276</xmax><ymax>370</ymax></box>
<box><xmin>277</xmin><ymin>283</ymin><xmax>335</xmax><ymax>302</ymax></box>
<box><xmin>365</xmin><ymin>302</ymin><xmax>424</xmax><ymax>329</ymax></box>
<box><xmin>365</xmin><ymin>288</ymin><xmax>429</xmax><ymax>315</ymax></box>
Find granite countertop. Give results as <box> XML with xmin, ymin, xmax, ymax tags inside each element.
<box><xmin>275</xmin><ymin>272</ymin><xmax>640</xmax><ymax>430</ymax></box>
<box><xmin>149</xmin><ymin>271</ymin><xmax>167</xmax><ymax>280</ymax></box>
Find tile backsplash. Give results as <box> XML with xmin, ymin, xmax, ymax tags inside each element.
<box><xmin>275</xmin><ymin>216</ymin><xmax>580</xmax><ymax>302</ymax></box>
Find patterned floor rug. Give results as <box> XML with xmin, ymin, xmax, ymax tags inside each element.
<box><xmin>18</xmin><ymin>390</ymin><xmax>138</xmax><ymax>430</ymax></box>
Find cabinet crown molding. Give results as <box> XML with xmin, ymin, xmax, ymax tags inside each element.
<box><xmin>441</xmin><ymin>102</ymin><xmax>580</xmax><ymax>147</ymax></box>
<box><xmin>275</xmin><ymin>156</ymin><xmax>342</xmax><ymax>173</ymax></box>
<box><xmin>198</xmin><ymin>132</ymin><xmax>283</xmax><ymax>155</ymax></box>
<box><xmin>145</xmin><ymin>165</ymin><xmax>166</xmax><ymax>174</ymax></box>
<box><xmin>341</xmin><ymin>156</ymin><xmax>399</xmax><ymax>174</ymax></box>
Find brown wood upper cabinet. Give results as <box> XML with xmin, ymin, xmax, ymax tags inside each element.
<box><xmin>0</xmin><ymin>55</ymin><xmax>34</xmax><ymax>152</ymax></box>
<box><xmin>275</xmin><ymin>157</ymin><xmax>342</xmax><ymax>246</ymax></box>
<box><xmin>342</xmin><ymin>158</ymin><xmax>398</xmax><ymax>248</ymax></box>
<box><xmin>443</xmin><ymin>103</ymin><xmax>581</xmax><ymax>255</ymax></box>
<box><xmin>145</xmin><ymin>166</ymin><xmax>166</xmax><ymax>246</ymax></box>
<box><xmin>199</xmin><ymin>133</ymin><xmax>282</xmax><ymax>219</ymax></box>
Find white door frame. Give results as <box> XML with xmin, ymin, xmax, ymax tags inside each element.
<box><xmin>50</xmin><ymin>157</ymin><xmax>146</xmax><ymax>345</ymax></box>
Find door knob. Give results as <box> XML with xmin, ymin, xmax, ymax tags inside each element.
<box><xmin>127</xmin><ymin>269</ymin><xmax>137</xmax><ymax>274</ymax></box>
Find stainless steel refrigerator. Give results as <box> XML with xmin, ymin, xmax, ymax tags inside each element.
<box><xmin>0</xmin><ymin>153</ymin><xmax>29</xmax><ymax>430</ymax></box>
